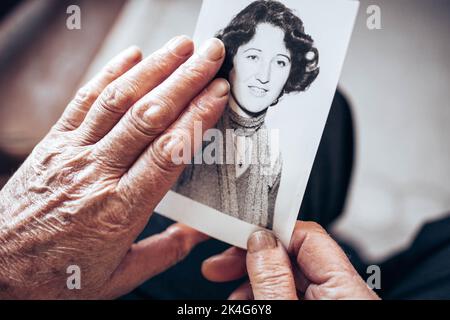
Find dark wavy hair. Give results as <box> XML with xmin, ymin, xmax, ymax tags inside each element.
<box><xmin>215</xmin><ymin>0</ymin><xmax>319</xmax><ymax>99</ymax></box>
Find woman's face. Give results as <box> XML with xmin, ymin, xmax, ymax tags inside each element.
<box><xmin>229</xmin><ymin>23</ymin><xmax>292</xmax><ymax>114</ymax></box>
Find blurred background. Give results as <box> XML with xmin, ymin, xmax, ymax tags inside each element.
<box><xmin>0</xmin><ymin>0</ymin><xmax>449</xmax><ymax>261</ymax></box>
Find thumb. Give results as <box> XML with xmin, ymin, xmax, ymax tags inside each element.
<box><xmin>246</xmin><ymin>230</ymin><xmax>298</xmax><ymax>300</ymax></box>
<box><xmin>104</xmin><ymin>223</ymin><xmax>209</xmax><ymax>298</ymax></box>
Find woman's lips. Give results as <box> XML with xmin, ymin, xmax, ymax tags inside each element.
<box><xmin>248</xmin><ymin>85</ymin><xmax>268</xmax><ymax>97</ymax></box>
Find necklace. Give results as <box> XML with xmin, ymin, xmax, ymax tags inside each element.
<box><xmin>233</xmin><ymin>133</ymin><xmax>251</xmax><ymax>168</ymax></box>
<box><xmin>227</xmin><ymin>106</ymin><xmax>266</xmax><ymax>136</ymax></box>
<box><xmin>224</xmin><ymin>106</ymin><xmax>262</xmax><ymax>170</ymax></box>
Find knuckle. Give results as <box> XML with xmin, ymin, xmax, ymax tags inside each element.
<box><xmin>98</xmin><ymin>84</ymin><xmax>126</xmax><ymax>114</ymax></box>
<box><xmin>308</xmin><ymin>222</ymin><xmax>329</xmax><ymax>237</ymax></box>
<box><xmin>167</xmin><ymin>228</ymin><xmax>191</xmax><ymax>261</ymax></box>
<box><xmin>295</xmin><ymin>221</ymin><xmax>326</xmax><ymax>237</ymax></box>
<box><xmin>191</xmin><ymin>92</ymin><xmax>216</xmax><ymax>115</ymax></box>
<box><xmin>150</xmin><ymin>94</ymin><xmax>176</xmax><ymax>122</ymax></box>
<box><xmin>128</xmin><ymin>97</ymin><xmax>174</xmax><ymax>137</ymax></box>
<box><xmin>122</xmin><ymin>77</ymin><xmax>140</xmax><ymax>98</ymax></box>
<box><xmin>127</xmin><ymin>110</ymin><xmax>154</xmax><ymax>138</ymax></box>
<box><xmin>148</xmin><ymin>134</ymin><xmax>182</xmax><ymax>172</ymax></box>
<box><xmin>181</xmin><ymin>61</ymin><xmax>210</xmax><ymax>85</ymax></box>
<box><xmin>98</xmin><ymin>80</ymin><xmax>135</xmax><ymax>114</ymax></box>
<box><xmin>305</xmin><ymin>221</ymin><xmax>323</xmax><ymax>230</ymax></box>
<box><xmin>186</xmin><ymin>94</ymin><xmax>218</xmax><ymax>126</ymax></box>
<box><xmin>56</xmin><ymin>86</ymin><xmax>98</xmax><ymax>131</ymax></box>
<box><xmin>55</xmin><ymin>117</ymin><xmax>77</xmax><ymax>132</ymax></box>
<box><xmin>73</xmin><ymin>85</ymin><xmax>98</xmax><ymax>108</ymax></box>
<box><xmin>253</xmin><ymin>264</ymin><xmax>292</xmax><ymax>284</ymax></box>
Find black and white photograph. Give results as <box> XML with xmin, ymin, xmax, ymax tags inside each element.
<box><xmin>156</xmin><ymin>0</ymin><xmax>360</xmax><ymax>248</ymax></box>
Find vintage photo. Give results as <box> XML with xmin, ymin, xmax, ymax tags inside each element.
<box><xmin>174</xmin><ymin>0</ymin><xmax>319</xmax><ymax>229</ymax></box>
<box><xmin>156</xmin><ymin>0</ymin><xmax>359</xmax><ymax>248</ymax></box>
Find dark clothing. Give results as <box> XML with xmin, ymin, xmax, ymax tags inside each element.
<box><xmin>122</xmin><ymin>90</ymin><xmax>450</xmax><ymax>300</ymax></box>
<box><xmin>377</xmin><ymin>215</ymin><xmax>450</xmax><ymax>299</ymax></box>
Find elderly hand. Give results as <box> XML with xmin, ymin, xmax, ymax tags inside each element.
<box><xmin>0</xmin><ymin>35</ymin><xmax>229</xmax><ymax>299</ymax></box>
<box><xmin>202</xmin><ymin>221</ymin><xmax>380</xmax><ymax>300</ymax></box>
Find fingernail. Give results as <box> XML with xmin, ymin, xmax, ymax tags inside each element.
<box><xmin>167</xmin><ymin>35</ymin><xmax>193</xmax><ymax>57</ymax></box>
<box><xmin>198</xmin><ymin>38</ymin><xmax>224</xmax><ymax>61</ymax></box>
<box><xmin>210</xmin><ymin>79</ymin><xmax>229</xmax><ymax>98</ymax></box>
<box><xmin>247</xmin><ymin>230</ymin><xmax>277</xmax><ymax>253</ymax></box>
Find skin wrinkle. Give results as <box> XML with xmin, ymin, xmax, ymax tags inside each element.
<box><xmin>127</xmin><ymin>105</ymin><xmax>169</xmax><ymax>139</ymax></box>
<box><xmin>247</xmin><ymin>241</ymin><xmax>298</xmax><ymax>300</ymax></box>
<box><xmin>0</xmin><ymin>38</ymin><xmax>228</xmax><ymax>299</ymax></box>
<box><xmin>116</xmin><ymin>170</ymin><xmax>157</xmax><ymax>208</ymax></box>
<box><xmin>0</xmin><ymin>144</ymin><xmax>130</xmax><ymax>292</ymax></box>
<box><xmin>306</xmin><ymin>273</ymin><xmax>356</xmax><ymax>300</ymax></box>
<box><xmin>202</xmin><ymin>221</ymin><xmax>379</xmax><ymax>300</ymax></box>
<box><xmin>98</xmin><ymin>83</ymin><xmax>135</xmax><ymax>117</ymax></box>
<box><xmin>0</xmin><ymin>127</ymin><xmax>169</xmax><ymax>293</ymax></box>
<box><xmin>148</xmin><ymin>139</ymin><xmax>183</xmax><ymax>176</ymax></box>
<box><xmin>0</xmin><ymin>140</ymin><xmax>132</xmax><ymax>293</ymax></box>
<box><xmin>144</xmin><ymin>50</ymin><xmax>174</xmax><ymax>81</ymax></box>
<box><xmin>178</xmin><ymin>56</ymin><xmax>211</xmax><ymax>86</ymax></box>
<box><xmin>94</xmin><ymin>142</ymin><xmax>131</xmax><ymax>173</ymax></box>
<box><xmin>144</xmin><ymin>91</ymin><xmax>179</xmax><ymax>124</ymax></box>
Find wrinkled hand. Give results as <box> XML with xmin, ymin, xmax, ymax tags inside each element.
<box><xmin>202</xmin><ymin>221</ymin><xmax>380</xmax><ymax>300</ymax></box>
<box><xmin>0</xmin><ymin>36</ymin><xmax>229</xmax><ymax>299</ymax></box>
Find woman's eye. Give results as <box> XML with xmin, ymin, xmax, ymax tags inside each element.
<box><xmin>277</xmin><ymin>60</ymin><xmax>287</xmax><ymax>67</ymax></box>
<box><xmin>246</xmin><ymin>55</ymin><xmax>259</xmax><ymax>61</ymax></box>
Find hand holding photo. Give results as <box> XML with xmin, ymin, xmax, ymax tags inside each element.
<box><xmin>156</xmin><ymin>0</ymin><xmax>359</xmax><ymax>249</ymax></box>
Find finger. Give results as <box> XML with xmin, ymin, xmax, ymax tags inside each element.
<box><xmin>288</xmin><ymin>221</ymin><xmax>357</xmax><ymax>286</ymax></box>
<box><xmin>55</xmin><ymin>46</ymin><xmax>142</xmax><ymax>131</ymax></box>
<box><xmin>77</xmin><ymin>35</ymin><xmax>194</xmax><ymax>144</ymax></box>
<box><xmin>202</xmin><ymin>247</ymin><xmax>247</xmax><ymax>282</ymax></box>
<box><xmin>94</xmin><ymin>38</ymin><xmax>225</xmax><ymax>169</ymax></box>
<box><xmin>228</xmin><ymin>281</ymin><xmax>254</xmax><ymax>300</ymax></box>
<box><xmin>292</xmin><ymin>263</ymin><xmax>311</xmax><ymax>294</ymax></box>
<box><xmin>105</xmin><ymin>223</ymin><xmax>208</xmax><ymax>298</ymax></box>
<box><xmin>289</xmin><ymin>221</ymin><xmax>380</xmax><ymax>300</ymax></box>
<box><xmin>246</xmin><ymin>230</ymin><xmax>298</xmax><ymax>300</ymax></box>
<box><xmin>117</xmin><ymin>77</ymin><xmax>229</xmax><ymax>208</ymax></box>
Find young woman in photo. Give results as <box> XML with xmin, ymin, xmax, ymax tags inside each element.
<box><xmin>174</xmin><ymin>0</ymin><xmax>319</xmax><ymax>228</ymax></box>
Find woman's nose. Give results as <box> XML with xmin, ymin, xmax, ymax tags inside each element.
<box><xmin>255</xmin><ymin>61</ymin><xmax>271</xmax><ymax>84</ymax></box>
